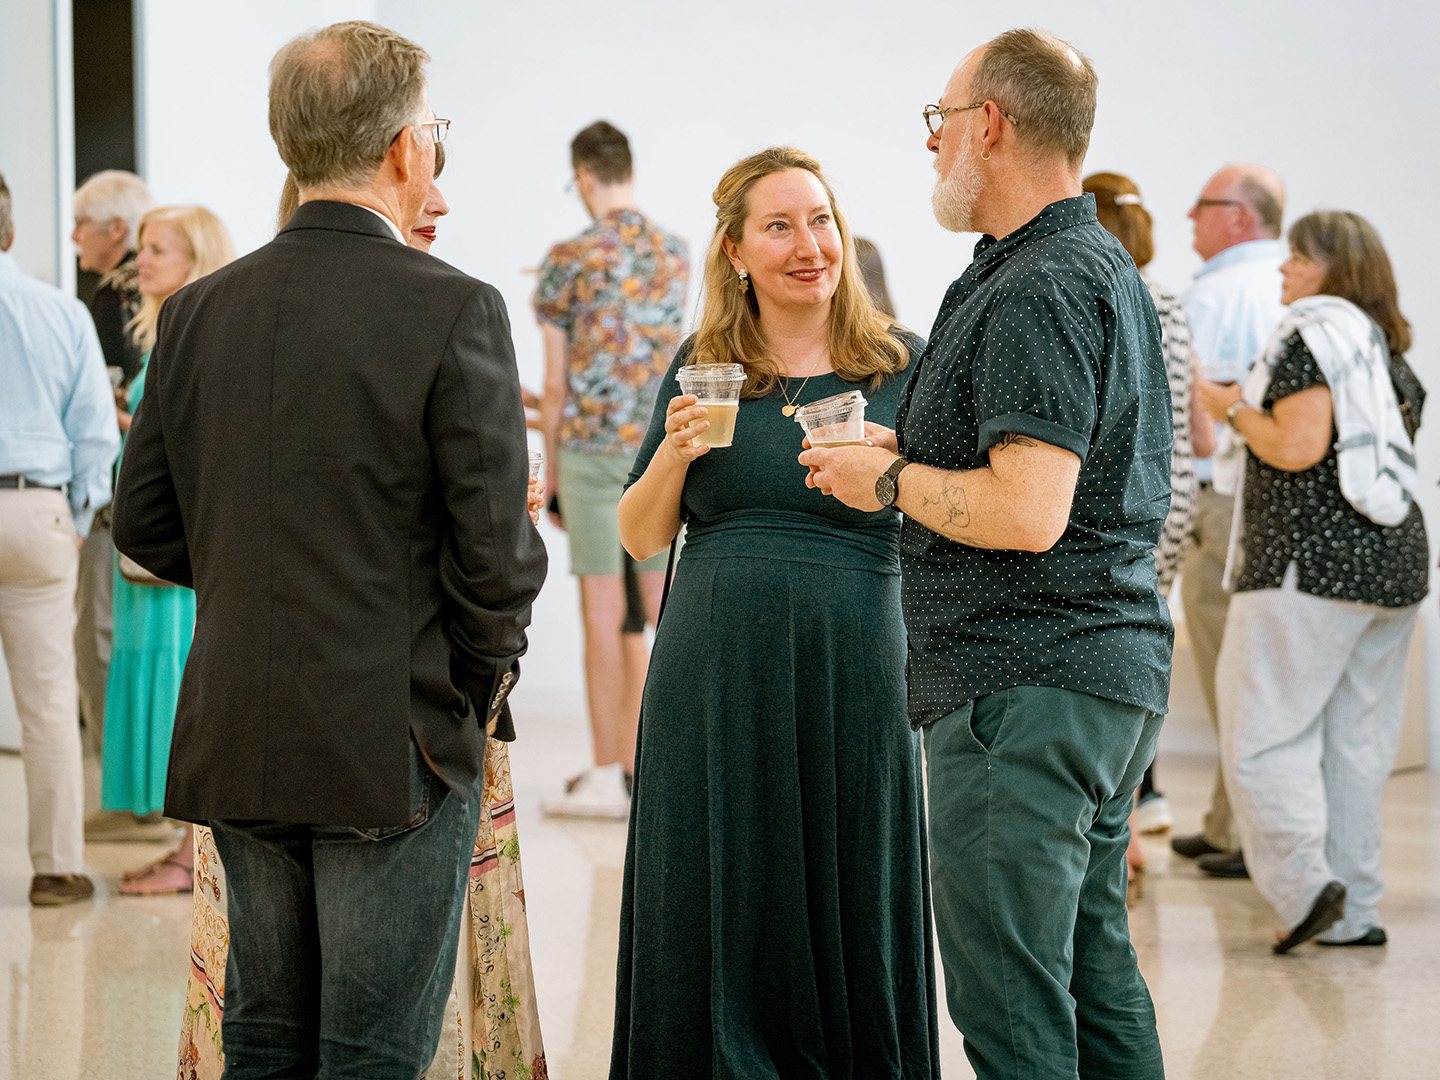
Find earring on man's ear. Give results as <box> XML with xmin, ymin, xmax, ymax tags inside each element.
<box><xmin>737</xmin><ymin>268</ymin><xmax>749</xmax><ymax>294</ymax></box>
<box><xmin>981</xmin><ymin>149</ymin><xmax>991</xmax><ymax>161</ymax></box>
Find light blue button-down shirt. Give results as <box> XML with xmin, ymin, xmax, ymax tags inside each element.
<box><xmin>0</xmin><ymin>250</ymin><xmax>121</xmax><ymax>536</ymax></box>
<box><xmin>1182</xmin><ymin>238</ymin><xmax>1287</xmax><ymax>483</ymax></box>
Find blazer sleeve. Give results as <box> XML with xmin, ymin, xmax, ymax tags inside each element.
<box><xmin>111</xmin><ymin>313</ymin><xmax>194</xmax><ymax>587</ymax></box>
<box><xmin>428</xmin><ymin>283</ymin><xmax>549</xmax><ymax>732</ymax></box>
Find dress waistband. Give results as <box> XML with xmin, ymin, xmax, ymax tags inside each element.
<box><xmin>681</xmin><ymin>510</ymin><xmax>899</xmax><ymax>574</ymax></box>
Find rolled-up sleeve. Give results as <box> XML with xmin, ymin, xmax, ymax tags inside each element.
<box><xmin>63</xmin><ymin>312</ymin><xmax>120</xmax><ymax>537</ymax></box>
<box><xmin>973</xmin><ymin>293</ymin><xmax>1098</xmax><ymax>463</ymax></box>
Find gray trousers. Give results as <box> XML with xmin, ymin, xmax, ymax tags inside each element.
<box><xmin>75</xmin><ymin>509</ymin><xmax>113</xmax><ymax>755</ymax></box>
<box><xmin>1177</xmin><ymin>485</ymin><xmax>1242</xmax><ymax>851</ymax></box>
<box><xmin>1217</xmin><ymin>571</ymin><xmax>1416</xmax><ymax>941</ymax></box>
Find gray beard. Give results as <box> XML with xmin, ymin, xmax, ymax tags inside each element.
<box><xmin>931</xmin><ymin>143</ymin><xmax>982</xmax><ymax>233</ymax></box>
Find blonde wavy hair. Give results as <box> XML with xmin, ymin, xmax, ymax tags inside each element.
<box><xmin>129</xmin><ymin>205</ymin><xmax>237</xmax><ymax>352</ymax></box>
<box><xmin>689</xmin><ymin>147</ymin><xmax>908</xmax><ymax>398</ymax></box>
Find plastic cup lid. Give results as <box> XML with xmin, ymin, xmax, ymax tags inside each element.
<box><xmin>793</xmin><ymin>390</ymin><xmax>867</xmax><ymax>423</ymax></box>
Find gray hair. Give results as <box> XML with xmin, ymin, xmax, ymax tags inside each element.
<box><xmin>971</xmin><ymin>28</ymin><xmax>1098</xmax><ymax>169</ymax></box>
<box><xmin>0</xmin><ymin>172</ymin><xmax>12</xmax><ymax>250</ymax></box>
<box><xmin>74</xmin><ymin>170</ymin><xmax>154</xmax><ymax>249</ymax></box>
<box><xmin>269</xmin><ymin>20</ymin><xmax>430</xmax><ymax>190</ymax></box>
<box><xmin>1236</xmin><ymin>175</ymin><xmax>1284</xmax><ymax>237</ymax></box>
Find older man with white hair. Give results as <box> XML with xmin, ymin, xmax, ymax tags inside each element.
<box><xmin>70</xmin><ymin>168</ymin><xmax>152</xmax><ymax>783</ymax></box>
<box><xmin>803</xmin><ymin>28</ymin><xmax>1171</xmax><ymax>1079</ymax></box>
<box><xmin>113</xmin><ymin>20</ymin><xmax>546</xmax><ymax>1076</ymax></box>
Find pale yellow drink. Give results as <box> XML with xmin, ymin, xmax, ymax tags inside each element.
<box><xmin>697</xmin><ymin>402</ymin><xmax>739</xmax><ymax>447</ymax></box>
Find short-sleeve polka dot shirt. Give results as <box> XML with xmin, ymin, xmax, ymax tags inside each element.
<box><xmin>896</xmin><ymin>195</ymin><xmax>1175</xmax><ymax>726</ymax></box>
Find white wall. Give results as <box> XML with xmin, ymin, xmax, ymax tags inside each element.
<box><xmin>132</xmin><ymin>0</ymin><xmax>1440</xmax><ymax>750</ymax></box>
<box><xmin>0</xmin><ymin>0</ymin><xmax>74</xmax><ymax>291</ymax></box>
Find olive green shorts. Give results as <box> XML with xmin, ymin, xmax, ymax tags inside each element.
<box><xmin>557</xmin><ymin>447</ymin><xmax>669</xmax><ymax>577</ymax></box>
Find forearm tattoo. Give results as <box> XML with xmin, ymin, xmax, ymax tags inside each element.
<box><xmin>912</xmin><ymin>431</ymin><xmax>1034</xmax><ymax>549</ymax></box>
<box><xmin>917</xmin><ymin>481</ymin><xmax>998</xmax><ymax>548</ymax></box>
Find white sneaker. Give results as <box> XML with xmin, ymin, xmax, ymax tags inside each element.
<box><xmin>540</xmin><ymin>763</ymin><xmax>631</xmax><ymax>820</ymax></box>
<box><xmin>1132</xmin><ymin>793</ymin><xmax>1173</xmax><ymax>835</ymax></box>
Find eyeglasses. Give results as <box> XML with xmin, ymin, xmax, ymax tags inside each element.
<box><xmin>1192</xmin><ymin>198</ymin><xmax>1244</xmax><ymax>212</ymax></box>
<box><xmin>416</xmin><ymin>118</ymin><xmax>450</xmax><ymax>144</ymax></box>
<box><xmin>923</xmin><ymin>102</ymin><xmax>1019</xmax><ymax>136</ymax></box>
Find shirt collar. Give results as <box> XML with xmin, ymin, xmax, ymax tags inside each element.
<box><xmin>357</xmin><ymin>205</ymin><xmax>406</xmax><ymax>244</ymax></box>
<box><xmin>971</xmin><ymin>193</ymin><xmax>1097</xmax><ymax>267</ymax></box>
<box><xmin>1193</xmin><ymin>237</ymin><xmax>1285</xmax><ymax>279</ymax></box>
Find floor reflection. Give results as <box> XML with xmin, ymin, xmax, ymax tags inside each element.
<box><xmin>1</xmin><ymin>712</ymin><xmax>1438</xmax><ymax>1079</ymax></box>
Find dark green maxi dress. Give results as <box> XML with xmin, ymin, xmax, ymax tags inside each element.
<box><xmin>611</xmin><ymin>337</ymin><xmax>940</xmax><ymax>1080</ymax></box>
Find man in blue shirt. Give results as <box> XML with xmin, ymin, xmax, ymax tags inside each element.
<box><xmin>1170</xmin><ymin>163</ymin><xmax>1287</xmax><ymax>877</ymax></box>
<box><xmin>0</xmin><ymin>172</ymin><xmax>120</xmax><ymax>906</ymax></box>
<box><xmin>804</xmin><ymin>30</ymin><xmax>1170</xmax><ymax>1079</ymax></box>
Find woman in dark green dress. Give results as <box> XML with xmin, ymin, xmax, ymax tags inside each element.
<box><xmin>614</xmin><ymin>147</ymin><xmax>940</xmax><ymax>1079</ymax></box>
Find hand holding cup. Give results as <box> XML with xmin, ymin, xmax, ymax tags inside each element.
<box><xmin>660</xmin><ymin>394</ymin><xmax>714</xmax><ymax>464</ymax></box>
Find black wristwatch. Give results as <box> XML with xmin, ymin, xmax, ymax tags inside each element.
<box><xmin>875</xmin><ymin>456</ymin><xmax>909</xmax><ymax>508</ymax></box>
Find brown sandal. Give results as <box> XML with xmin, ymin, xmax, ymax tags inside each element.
<box><xmin>118</xmin><ymin>851</ymin><xmax>194</xmax><ymax>895</ymax></box>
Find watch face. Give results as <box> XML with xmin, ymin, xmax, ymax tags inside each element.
<box><xmin>876</xmin><ymin>474</ymin><xmax>896</xmax><ymax>507</ymax></box>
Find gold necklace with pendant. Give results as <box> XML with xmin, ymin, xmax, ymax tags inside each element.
<box><xmin>779</xmin><ymin>347</ymin><xmax>830</xmax><ymax>417</ymax></box>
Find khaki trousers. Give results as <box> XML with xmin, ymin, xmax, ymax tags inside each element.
<box><xmin>1177</xmin><ymin>484</ymin><xmax>1242</xmax><ymax>852</ymax></box>
<box><xmin>0</xmin><ymin>489</ymin><xmax>85</xmax><ymax>874</ymax></box>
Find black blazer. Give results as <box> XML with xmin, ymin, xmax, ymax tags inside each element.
<box><xmin>113</xmin><ymin>201</ymin><xmax>548</xmax><ymax>827</ymax></box>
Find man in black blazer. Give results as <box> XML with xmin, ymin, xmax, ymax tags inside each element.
<box><xmin>112</xmin><ymin>21</ymin><xmax>546</xmax><ymax>1077</ymax></box>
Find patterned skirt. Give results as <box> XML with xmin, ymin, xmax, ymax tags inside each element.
<box><xmin>176</xmin><ymin>738</ymin><xmax>547</xmax><ymax>1080</ymax></box>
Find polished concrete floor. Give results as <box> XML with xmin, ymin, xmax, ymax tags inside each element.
<box><xmin>2</xmin><ymin>691</ymin><xmax>1439</xmax><ymax>1079</ymax></box>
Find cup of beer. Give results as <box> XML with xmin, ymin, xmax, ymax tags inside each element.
<box><xmin>528</xmin><ymin>450</ymin><xmax>545</xmax><ymax>482</ymax></box>
<box><xmin>793</xmin><ymin>390</ymin><xmax>868</xmax><ymax>447</ymax></box>
<box><xmin>675</xmin><ymin>363</ymin><xmax>746</xmax><ymax>447</ymax></box>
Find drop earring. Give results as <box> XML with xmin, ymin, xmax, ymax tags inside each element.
<box><xmin>737</xmin><ymin>268</ymin><xmax>749</xmax><ymax>294</ymax></box>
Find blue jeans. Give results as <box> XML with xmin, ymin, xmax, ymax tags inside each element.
<box><xmin>211</xmin><ymin>749</ymin><xmax>482</xmax><ymax>1080</ymax></box>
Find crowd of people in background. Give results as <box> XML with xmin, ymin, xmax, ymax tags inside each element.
<box><xmin>0</xmin><ymin>16</ymin><xmax>1427</xmax><ymax>1080</ymax></box>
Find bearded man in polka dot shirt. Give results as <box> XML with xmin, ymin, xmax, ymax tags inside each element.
<box><xmin>803</xmin><ymin>28</ymin><xmax>1173</xmax><ymax>1080</ymax></box>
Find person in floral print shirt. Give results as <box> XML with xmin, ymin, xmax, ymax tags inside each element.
<box><xmin>534</xmin><ymin>121</ymin><xmax>688</xmax><ymax>818</ymax></box>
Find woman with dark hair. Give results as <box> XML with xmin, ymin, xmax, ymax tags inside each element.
<box><xmin>854</xmin><ymin>236</ymin><xmax>896</xmax><ymax>319</ymax></box>
<box><xmin>1196</xmin><ymin>210</ymin><xmax>1426</xmax><ymax>953</ymax></box>
<box><xmin>615</xmin><ymin>147</ymin><xmax>938</xmax><ymax>1078</ymax></box>
<box><xmin>1083</xmin><ymin>172</ymin><xmax>1200</xmax><ymax>879</ymax></box>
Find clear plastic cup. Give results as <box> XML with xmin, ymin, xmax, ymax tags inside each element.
<box><xmin>793</xmin><ymin>390</ymin><xmax>868</xmax><ymax>446</ymax></box>
<box><xmin>675</xmin><ymin>363</ymin><xmax>746</xmax><ymax>447</ymax></box>
<box><xmin>527</xmin><ymin>450</ymin><xmax>544</xmax><ymax>481</ymax></box>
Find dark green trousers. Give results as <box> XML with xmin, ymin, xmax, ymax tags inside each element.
<box><xmin>923</xmin><ymin>685</ymin><xmax>1165</xmax><ymax>1080</ymax></box>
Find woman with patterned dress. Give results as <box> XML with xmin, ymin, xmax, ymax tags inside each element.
<box><xmin>1196</xmin><ymin>211</ymin><xmax>1427</xmax><ymax>953</ymax></box>
<box><xmin>1083</xmin><ymin>173</ymin><xmax>1199</xmax><ymax>880</ymax></box>
<box><xmin>179</xmin><ymin>150</ymin><xmax>549</xmax><ymax>1080</ymax></box>
<box><xmin>103</xmin><ymin>206</ymin><xmax>234</xmax><ymax>896</ymax></box>
<box><xmin>613</xmin><ymin>147</ymin><xmax>939</xmax><ymax>1079</ymax></box>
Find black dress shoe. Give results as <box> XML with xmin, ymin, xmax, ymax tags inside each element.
<box><xmin>1196</xmin><ymin>851</ymin><xmax>1248</xmax><ymax>878</ymax></box>
<box><xmin>1171</xmin><ymin>833</ymin><xmax>1225</xmax><ymax>859</ymax></box>
<box><xmin>1317</xmin><ymin>926</ymin><xmax>1387</xmax><ymax>947</ymax></box>
<box><xmin>1274</xmin><ymin>881</ymin><xmax>1347</xmax><ymax>954</ymax></box>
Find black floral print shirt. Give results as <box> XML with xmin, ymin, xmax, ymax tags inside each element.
<box><xmin>1237</xmin><ymin>331</ymin><xmax>1429</xmax><ymax>607</ymax></box>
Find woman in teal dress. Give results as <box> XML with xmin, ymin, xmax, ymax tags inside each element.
<box><xmin>102</xmin><ymin>205</ymin><xmax>235</xmax><ymax>894</ymax></box>
<box><xmin>614</xmin><ymin>148</ymin><xmax>940</xmax><ymax>1079</ymax></box>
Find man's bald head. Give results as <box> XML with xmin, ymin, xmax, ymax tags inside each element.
<box><xmin>1212</xmin><ymin>163</ymin><xmax>1285</xmax><ymax>237</ymax></box>
<box><xmin>1190</xmin><ymin>162</ymin><xmax>1285</xmax><ymax>259</ymax></box>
